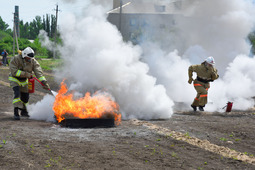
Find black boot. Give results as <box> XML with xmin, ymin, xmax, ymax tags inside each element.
<box><xmin>199</xmin><ymin>106</ymin><xmax>204</xmax><ymax>111</ymax></box>
<box><xmin>21</xmin><ymin>109</ymin><xmax>30</xmax><ymax>117</ymax></box>
<box><xmin>14</xmin><ymin>108</ymin><xmax>20</xmax><ymax>120</ymax></box>
<box><xmin>191</xmin><ymin>105</ymin><xmax>197</xmax><ymax>111</ymax></box>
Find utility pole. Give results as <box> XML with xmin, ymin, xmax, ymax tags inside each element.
<box><xmin>13</xmin><ymin>14</ymin><xmax>15</xmax><ymax>56</ymax></box>
<box><xmin>119</xmin><ymin>0</ymin><xmax>123</xmax><ymax>32</ymax></box>
<box><xmin>13</xmin><ymin>13</ymin><xmax>19</xmax><ymax>55</ymax></box>
<box><xmin>13</xmin><ymin>6</ymin><xmax>20</xmax><ymax>55</ymax></box>
<box><xmin>53</xmin><ymin>4</ymin><xmax>60</xmax><ymax>59</ymax></box>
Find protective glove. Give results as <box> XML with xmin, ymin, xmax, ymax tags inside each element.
<box><xmin>41</xmin><ymin>80</ymin><xmax>50</xmax><ymax>90</ymax></box>
<box><xmin>188</xmin><ymin>78</ymin><xmax>193</xmax><ymax>84</ymax></box>
<box><xmin>24</xmin><ymin>72</ymin><xmax>32</xmax><ymax>79</ymax></box>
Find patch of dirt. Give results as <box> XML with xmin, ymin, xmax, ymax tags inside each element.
<box><xmin>0</xmin><ymin>66</ymin><xmax>255</xmax><ymax>170</ymax></box>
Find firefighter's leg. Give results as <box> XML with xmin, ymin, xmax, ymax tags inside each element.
<box><xmin>191</xmin><ymin>93</ymin><xmax>200</xmax><ymax>107</ymax></box>
<box><xmin>12</xmin><ymin>86</ymin><xmax>22</xmax><ymax>120</ymax></box>
<box><xmin>197</xmin><ymin>87</ymin><xmax>207</xmax><ymax>111</ymax></box>
<box><xmin>191</xmin><ymin>93</ymin><xmax>200</xmax><ymax>111</ymax></box>
<box><xmin>192</xmin><ymin>85</ymin><xmax>207</xmax><ymax>111</ymax></box>
<box><xmin>192</xmin><ymin>83</ymin><xmax>204</xmax><ymax>107</ymax></box>
<box><xmin>198</xmin><ymin>88</ymin><xmax>207</xmax><ymax>106</ymax></box>
<box><xmin>20</xmin><ymin>85</ymin><xmax>30</xmax><ymax>117</ymax></box>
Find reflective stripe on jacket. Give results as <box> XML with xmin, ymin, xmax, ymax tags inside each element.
<box><xmin>9</xmin><ymin>55</ymin><xmax>46</xmax><ymax>86</ymax></box>
<box><xmin>8</xmin><ymin>76</ymin><xmax>28</xmax><ymax>87</ymax></box>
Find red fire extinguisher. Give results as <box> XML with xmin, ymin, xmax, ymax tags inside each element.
<box><xmin>28</xmin><ymin>78</ymin><xmax>35</xmax><ymax>93</ymax></box>
<box><xmin>223</xmin><ymin>102</ymin><xmax>233</xmax><ymax>112</ymax></box>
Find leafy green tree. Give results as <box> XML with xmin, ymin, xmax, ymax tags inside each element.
<box><xmin>20</xmin><ymin>20</ymin><xmax>29</xmax><ymax>38</ymax></box>
<box><xmin>0</xmin><ymin>30</ymin><xmax>13</xmax><ymax>53</ymax></box>
<box><xmin>18</xmin><ymin>38</ymin><xmax>32</xmax><ymax>51</ymax></box>
<box><xmin>0</xmin><ymin>30</ymin><xmax>11</xmax><ymax>40</ymax></box>
<box><xmin>28</xmin><ymin>16</ymin><xmax>43</xmax><ymax>39</ymax></box>
<box><xmin>45</xmin><ymin>14</ymin><xmax>51</xmax><ymax>37</ymax></box>
<box><xmin>33</xmin><ymin>38</ymin><xmax>48</xmax><ymax>56</ymax></box>
<box><xmin>50</xmin><ymin>15</ymin><xmax>56</xmax><ymax>38</ymax></box>
<box><xmin>0</xmin><ymin>14</ymin><xmax>61</xmax><ymax>58</ymax></box>
<box><xmin>0</xmin><ymin>16</ymin><xmax>9</xmax><ymax>31</ymax></box>
<box><xmin>43</xmin><ymin>16</ymin><xmax>46</xmax><ymax>32</ymax></box>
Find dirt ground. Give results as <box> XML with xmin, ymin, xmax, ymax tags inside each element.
<box><xmin>1</xmin><ymin>66</ymin><xmax>255</xmax><ymax>170</ymax></box>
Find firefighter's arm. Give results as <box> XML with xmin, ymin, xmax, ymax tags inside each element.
<box><xmin>9</xmin><ymin>57</ymin><xmax>32</xmax><ymax>78</ymax></box>
<box><xmin>188</xmin><ymin>65</ymin><xmax>194</xmax><ymax>84</ymax></box>
<box><xmin>33</xmin><ymin>59</ymin><xmax>50</xmax><ymax>90</ymax></box>
<box><xmin>211</xmin><ymin>67</ymin><xmax>219</xmax><ymax>81</ymax></box>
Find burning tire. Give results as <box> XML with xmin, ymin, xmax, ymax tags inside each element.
<box><xmin>60</xmin><ymin>118</ymin><xmax>115</xmax><ymax>128</ymax></box>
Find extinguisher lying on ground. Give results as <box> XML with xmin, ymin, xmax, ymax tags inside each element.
<box><xmin>222</xmin><ymin>102</ymin><xmax>233</xmax><ymax>112</ymax></box>
<box><xmin>28</xmin><ymin>77</ymin><xmax>57</xmax><ymax>97</ymax></box>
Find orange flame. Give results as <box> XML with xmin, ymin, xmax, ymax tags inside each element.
<box><xmin>53</xmin><ymin>81</ymin><xmax>121</xmax><ymax>125</ymax></box>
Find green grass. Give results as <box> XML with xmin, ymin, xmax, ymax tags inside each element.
<box><xmin>220</xmin><ymin>137</ymin><xmax>227</xmax><ymax>142</ymax></box>
<box><xmin>7</xmin><ymin>55</ymin><xmax>63</xmax><ymax>71</ymax></box>
<box><xmin>37</xmin><ymin>59</ymin><xmax>63</xmax><ymax>71</ymax></box>
<box><xmin>35</xmin><ymin>56</ymin><xmax>49</xmax><ymax>59</ymax></box>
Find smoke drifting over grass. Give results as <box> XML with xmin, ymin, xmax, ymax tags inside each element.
<box><xmin>29</xmin><ymin>0</ymin><xmax>255</xmax><ymax>121</ymax></box>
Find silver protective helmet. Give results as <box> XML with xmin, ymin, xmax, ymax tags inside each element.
<box><xmin>205</xmin><ymin>56</ymin><xmax>215</xmax><ymax>65</ymax></box>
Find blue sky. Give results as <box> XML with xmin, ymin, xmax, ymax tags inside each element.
<box><xmin>0</xmin><ymin>0</ymin><xmax>88</xmax><ymax>29</ymax></box>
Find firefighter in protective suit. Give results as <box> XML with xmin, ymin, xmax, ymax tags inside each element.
<box><xmin>9</xmin><ymin>47</ymin><xmax>50</xmax><ymax>120</ymax></box>
<box><xmin>188</xmin><ymin>56</ymin><xmax>219</xmax><ymax>111</ymax></box>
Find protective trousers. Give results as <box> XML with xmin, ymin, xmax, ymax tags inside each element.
<box><xmin>12</xmin><ymin>86</ymin><xmax>29</xmax><ymax>110</ymax></box>
<box><xmin>191</xmin><ymin>80</ymin><xmax>210</xmax><ymax>107</ymax></box>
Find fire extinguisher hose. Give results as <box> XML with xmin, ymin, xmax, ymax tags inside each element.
<box><xmin>32</xmin><ymin>77</ymin><xmax>57</xmax><ymax>97</ymax></box>
<box><xmin>33</xmin><ymin>77</ymin><xmax>51</xmax><ymax>91</ymax></box>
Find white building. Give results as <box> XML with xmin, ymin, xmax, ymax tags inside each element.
<box><xmin>108</xmin><ymin>0</ymin><xmax>197</xmax><ymax>46</ymax></box>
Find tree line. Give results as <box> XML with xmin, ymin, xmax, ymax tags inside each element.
<box><xmin>1</xmin><ymin>14</ymin><xmax>57</xmax><ymax>40</ymax></box>
<box><xmin>1</xmin><ymin>14</ymin><xmax>255</xmax><ymax>57</ymax></box>
<box><xmin>0</xmin><ymin>15</ymin><xmax>59</xmax><ymax>57</ymax></box>
<box><xmin>0</xmin><ymin>14</ymin><xmax>61</xmax><ymax>57</ymax></box>
<box><xmin>20</xmin><ymin>14</ymin><xmax>57</xmax><ymax>40</ymax></box>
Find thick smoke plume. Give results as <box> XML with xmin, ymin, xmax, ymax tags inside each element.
<box><xmin>28</xmin><ymin>0</ymin><xmax>255</xmax><ymax>122</ymax></box>
<box><xmin>177</xmin><ymin>0</ymin><xmax>255</xmax><ymax>72</ymax></box>
<box><xmin>140</xmin><ymin>0</ymin><xmax>255</xmax><ymax>112</ymax></box>
<box><xmin>55</xmin><ymin>3</ymin><xmax>173</xmax><ymax>120</ymax></box>
<box><xmin>28</xmin><ymin>94</ymin><xmax>55</xmax><ymax>122</ymax></box>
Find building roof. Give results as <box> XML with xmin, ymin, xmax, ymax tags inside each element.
<box><xmin>108</xmin><ymin>0</ymin><xmax>196</xmax><ymax>15</ymax></box>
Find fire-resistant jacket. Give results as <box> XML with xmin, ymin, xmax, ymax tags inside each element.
<box><xmin>188</xmin><ymin>62</ymin><xmax>219</xmax><ymax>83</ymax></box>
<box><xmin>9</xmin><ymin>55</ymin><xmax>46</xmax><ymax>88</ymax></box>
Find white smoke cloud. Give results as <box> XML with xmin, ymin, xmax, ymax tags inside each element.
<box><xmin>208</xmin><ymin>55</ymin><xmax>255</xmax><ymax>111</ymax></box>
<box><xmin>140</xmin><ymin>0</ymin><xmax>255</xmax><ymax>112</ymax></box>
<box><xmin>176</xmin><ymin>0</ymin><xmax>255</xmax><ymax>73</ymax></box>
<box><xmin>55</xmin><ymin>3</ymin><xmax>174</xmax><ymax>120</ymax></box>
<box><xmin>31</xmin><ymin>0</ymin><xmax>255</xmax><ymax>122</ymax></box>
<box><xmin>141</xmin><ymin>43</ymin><xmax>195</xmax><ymax>103</ymax></box>
<box><xmin>28</xmin><ymin>94</ymin><xmax>55</xmax><ymax>122</ymax></box>
<box><xmin>38</xmin><ymin>30</ymin><xmax>55</xmax><ymax>52</ymax></box>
